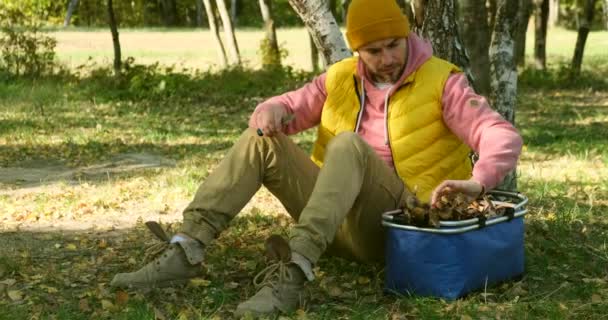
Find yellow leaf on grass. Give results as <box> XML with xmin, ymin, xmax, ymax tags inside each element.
<box><xmin>327</xmin><ymin>286</ymin><xmax>343</xmax><ymax>297</ymax></box>
<box><xmin>460</xmin><ymin>315</ymin><xmax>473</xmax><ymax>320</ymax></box>
<box><xmin>101</xmin><ymin>299</ymin><xmax>115</xmax><ymax>310</ymax></box>
<box><xmin>357</xmin><ymin>276</ymin><xmax>370</xmax><ymax>285</ymax></box>
<box><xmin>189</xmin><ymin>278</ymin><xmax>211</xmax><ymax>287</ymax></box>
<box><xmin>115</xmin><ymin>290</ymin><xmax>129</xmax><ymax>305</ymax></box>
<box><xmin>591</xmin><ymin>294</ymin><xmax>602</xmax><ymax>303</ymax></box>
<box><xmin>79</xmin><ymin>298</ymin><xmax>91</xmax><ymax>312</ymax></box>
<box><xmin>66</xmin><ymin>243</ymin><xmax>77</xmax><ymax>251</ymax></box>
<box><xmin>7</xmin><ymin>290</ymin><xmax>23</xmax><ymax>301</ymax></box>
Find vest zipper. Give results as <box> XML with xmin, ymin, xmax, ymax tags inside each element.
<box><xmin>353</xmin><ymin>75</ymin><xmax>365</xmax><ymax>133</ymax></box>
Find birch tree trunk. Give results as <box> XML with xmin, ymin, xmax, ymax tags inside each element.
<box><xmin>64</xmin><ymin>0</ymin><xmax>79</xmax><ymax>27</ymax></box>
<box><xmin>411</xmin><ymin>0</ymin><xmax>475</xmax><ymax>89</ymax></box>
<box><xmin>203</xmin><ymin>0</ymin><xmax>228</xmax><ymax>68</ymax></box>
<box><xmin>571</xmin><ymin>0</ymin><xmax>597</xmax><ymax>75</ymax></box>
<box><xmin>514</xmin><ymin>0</ymin><xmax>533</xmax><ymax>66</ymax></box>
<box><xmin>107</xmin><ymin>0</ymin><xmax>121</xmax><ymax>73</ymax></box>
<box><xmin>549</xmin><ymin>0</ymin><xmax>559</xmax><ymax>27</ymax></box>
<box><xmin>534</xmin><ymin>0</ymin><xmax>549</xmax><ymax>69</ymax></box>
<box><xmin>489</xmin><ymin>0</ymin><xmax>519</xmax><ymax>191</ymax></box>
<box><xmin>488</xmin><ymin>0</ymin><xmax>497</xmax><ymax>29</ymax></box>
<box><xmin>231</xmin><ymin>0</ymin><xmax>239</xmax><ymax>26</ymax></box>
<box><xmin>215</xmin><ymin>0</ymin><xmax>241</xmax><ymax>65</ymax></box>
<box><xmin>196</xmin><ymin>0</ymin><xmax>204</xmax><ymax>27</ymax></box>
<box><xmin>341</xmin><ymin>0</ymin><xmax>351</xmax><ymax>23</ymax></box>
<box><xmin>603</xmin><ymin>0</ymin><xmax>608</xmax><ymax>29</ymax></box>
<box><xmin>259</xmin><ymin>0</ymin><xmax>280</xmax><ymax>66</ymax></box>
<box><xmin>309</xmin><ymin>32</ymin><xmax>320</xmax><ymax>71</ymax></box>
<box><xmin>461</xmin><ymin>0</ymin><xmax>492</xmax><ymax>96</ymax></box>
<box><xmin>288</xmin><ymin>0</ymin><xmax>351</xmax><ymax>66</ymax></box>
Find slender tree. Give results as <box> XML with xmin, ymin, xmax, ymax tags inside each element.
<box><xmin>64</xmin><ymin>0</ymin><xmax>80</xmax><ymax>27</ymax></box>
<box><xmin>196</xmin><ymin>0</ymin><xmax>204</xmax><ymax>27</ymax></box>
<box><xmin>489</xmin><ymin>0</ymin><xmax>519</xmax><ymax>191</ymax></box>
<box><xmin>203</xmin><ymin>0</ymin><xmax>228</xmax><ymax>68</ymax></box>
<box><xmin>107</xmin><ymin>0</ymin><xmax>121</xmax><ymax>73</ymax></box>
<box><xmin>215</xmin><ymin>0</ymin><xmax>241</xmax><ymax>65</ymax></box>
<box><xmin>231</xmin><ymin>0</ymin><xmax>240</xmax><ymax>25</ymax></box>
<box><xmin>288</xmin><ymin>0</ymin><xmax>351</xmax><ymax>66</ymax></box>
<box><xmin>309</xmin><ymin>32</ymin><xmax>321</xmax><ymax>71</ymax></box>
<box><xmin>411</xmin><ymin>0</ymin><xmax>475</xmax><ymax>87</ymax></box>
<box><xmin>571</xmin><ymin>0</ymin><xmax>598</xmax><ymax>75</ymax></box>
<box><xmin>534</xmin><ymin>0</ymin><xmax>549</xmax><ymax>69</ymax></box>
<box><xmin>488</xmin><ymin>0</ymin><xmax>497</xmax><ymax>29</ymax></box>
<box><xmin>461</xmin><ymin>0</ymin><xmax>492</xmax><ymax>96</ymax></box>
<box><xmin>549</xmin><ymin>0</ymin><xmax>559</xmax><ymax>26</ymax></box>
<box><xmin>603</xmin><ymin>0</ymin><xmax>608</xmax><ymax>29</ymax></box>
<box><xmin>259</xmin><ymin>0</ymin><xmax>281</xmax><ymax>66</ymax></box>
<box><xmin>514</xmin><ymin>0</ymin><xmax>533</xmax><ymax>66</ymax></box>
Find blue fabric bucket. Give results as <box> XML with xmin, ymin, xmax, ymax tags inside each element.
<box><xmin>382</xmin><ymin>191</ymin><xmax>527</xmax><ymax>300</ymax></box>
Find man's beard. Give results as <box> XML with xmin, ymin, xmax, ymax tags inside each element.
<box><xmin>372</xmin><ymin>65</ymin><xmax>404</xmax><ymax>83</ymax></box>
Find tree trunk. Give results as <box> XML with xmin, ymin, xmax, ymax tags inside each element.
<box><xmin>231</xmin><ymin>0</ymin><xmax>239</xmax><ymax>26</ymax></box>
<box><xmin>488</xmin><ymin>0</ymin><xmax>497</xmax><ymax>29</ymax></box>
<box><xmin>160</xmin><ymin>0</ymin><xmax>179</xmax><ymax>26</ymax></box>
<box><xmin>288</xmin><ymin>0</ymin><xmax>351</xmax><ymax>66</ymax></box>
<box><xmin>107</xmin><ymin>0</ymin><xmax>121</xmax><ymax>73</ymax></box>
<box><xmin>534</xmin><ymin>0</ymin><xmax>549</xmax><ymax>69</ymax></box>
<box><xmin>196</xmin><ymin>0</ymin><xmax>204</xmax><ymax>27</ymax></box>
<box><xmin>549</xmin><ymin>0</ymin><xmax>559</xmax><ymax>27</ymax></box>
<box><xmin>203</xmin><ymin>0</ymin><xmax>228</xmax><ymax>67</ymax></box>
<box><xmin>489</xmin><ymin>0</ymin><xmax>519</xmax><ymax>191</ymax></box>
<box><xmin>215</xmin><ymin>0</ymin><xmax>241</xmax><ymax>65</ymax></box>
<box><xmin>514</xmin><ymin>0</ymin><xmax>533</xmax><ymax>66</ymax></box>
<box><xmin>309</xmin><ymin>32</ymin><xmax>320</xmax><ymax>71</ymax></box>
<box><xmin>603</xmin><ymin>0</ymin><xmax>608</xmax><ymax>29</ymax></box>
<box><xmin>571</xmin><ymin>0</ymin><xmax>597</xmax><ymax>75</ymax></box>
<box><xmin>64</xmin><ymin>0</ymin><xmax>80</xmax><ymax>27</ymax></box>
<box><xmin>259</xmin><ymin>0</ymin><xmax>280</xmax><ymax>66</ymax></box>
<box><xmin>412</xmin><ymin>0</ymin><xmax>475</xmax><ymax>88</ymax></box>
<box><xmin>461</xmin><ymin>0</ymin><xmax>492</xmax><ymax>96</ymax></box>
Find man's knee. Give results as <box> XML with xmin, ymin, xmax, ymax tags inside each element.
<box><xmin>326</xmin><ymin>132</ymin><xmax>364</xmax><ymax>154</ymax></box>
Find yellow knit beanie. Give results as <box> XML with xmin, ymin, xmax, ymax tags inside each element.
<box><xmin>346</xmin><ymin>0</ymin><xmax>410</xmax><ymax>51</ymax></box>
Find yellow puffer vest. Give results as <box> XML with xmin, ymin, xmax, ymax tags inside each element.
<box><xmin>311</xmin><ymin>56</ymin><xmax>472</xmax><ymax>203</ymax></box>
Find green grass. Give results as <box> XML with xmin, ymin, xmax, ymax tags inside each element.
<box><xmin>1</xmin><ymin>28</ymin><xmax>608</xmax><ymax>319</ymax></box>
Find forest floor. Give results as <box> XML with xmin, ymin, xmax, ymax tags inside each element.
<box><xmin>0</xmin><ymin>28</ymin><xmax>607</xmax><ymax>319</ymax></box>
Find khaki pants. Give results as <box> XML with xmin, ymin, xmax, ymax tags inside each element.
<box><xmin>181</xmin><ymin>128</ymin><xmax>406</xmax><ymax>263</ymax></box>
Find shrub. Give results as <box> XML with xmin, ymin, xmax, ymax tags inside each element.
<box><xmin>0</xmin><ymin>4</ymin><xmax>58</xmax><ymax>77</ymax></box>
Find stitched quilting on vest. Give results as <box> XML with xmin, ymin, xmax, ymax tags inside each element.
<box><xmin>311</xmin><ymin>56</ymin><xmax>472</xmax><ymax>203</ymax></box>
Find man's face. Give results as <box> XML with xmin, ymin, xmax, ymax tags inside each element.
<box><xmin>358</xmin><ymin>37</ymin><xmax>407</xmax><ymax>84</ymax></box>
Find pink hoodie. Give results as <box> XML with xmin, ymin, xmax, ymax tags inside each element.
<box><xmin>249</xmin><ymin>33</ymin><xmax>523</xmax><ymax>191</ymax></box>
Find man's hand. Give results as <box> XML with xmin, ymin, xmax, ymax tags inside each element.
<box><xmin>430</xmin><ymin>178</ymin><xmax>484</xmax><ymax>207</ymax></box>
<box><xmin>256</xmin><ymin>104</ymin><xmax>289</xmax><ymax>137</ymax></box>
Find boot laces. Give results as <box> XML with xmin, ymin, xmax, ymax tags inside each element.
<box><xmin>253</xmin><ymin>261</ymin><xmax>295</xmax><ymax>290</ymax></box>
<box><xmin>143</xmin><ymin>238</ymin><xmax>170</xmax><ymax>263</ymax></box>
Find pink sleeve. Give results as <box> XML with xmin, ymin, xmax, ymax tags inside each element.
<box><xmin>249</xmin><ymin>73</ymin><xmax>327</xmax><ymax>135</ymax></box>
<box><xmin>442</xmin><ymin>73</ymin><xmax>523</xmax><ymax>190</ymax></box>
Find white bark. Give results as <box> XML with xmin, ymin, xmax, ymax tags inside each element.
<box><xmin>288</xmin><ymin>0</ymin><xmax>351</xmax><ymax>66</ymax></box>
<box><xmin>64</xmin><ymin>0</ymin><xmax>79</xmax><ymax>27</ymax></box>
<box><xmin>411</xmin><ymin>0</ymin><xmax>476</xmax><ymax>90</ymax></box>
<box><xmin>549</xmin><ymin>0</ymin><xmax>559</xmax><ymax>27</ymax></box>
<box><xmin>604</xmin><ymin>0</ymin><xmax>608</xmax><ymax>29</ymax></box>
<box><xmin>215</xmin><ymin>0</ymin><xmax>241</xmax><ymax>65</ymax></box>
<box><xmin>203</xmin><ymin>0</ymin><xmax>228</xmax><ymax>67</ymax></box>
<box><xmin>489</xmin><ymin>0</ymin><xmax>519</xmax><ymax>191</ymax></box>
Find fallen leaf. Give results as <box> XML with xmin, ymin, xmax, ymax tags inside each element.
<box><xmin>7</xmin><ymin>290</ymin><xmax>23</xmax><ymax>301</ymax></box>
<box><xmin>66</xmin><ymin>243</ymin><xmax>78</xmax><ymax>251</ymax></box>
<box><xmin>357</xmin><ymin>276</ymin><xmax>370</xmax><ymax>285</ymax></box>
<box><xmin>115</xmin><ymin>290</ymin><xmax>129</xmax><ymax>305</ymax></box>
<box><xmin>327</xmin><ymin>286</ymin><xmax>343</xmax><ymax>297</ymax></box>
<box><xmin>189</xmin><ymin>278</ymin><xmax>211</xmax><ymax>287</ymax></box>
<box><xmin>591</xmin><ymin>294</ymin><xmax>602</xmax><ymax>303</ymax></box>
<box><xmin>101</xmin><ymin>299</ymin><xmax>115</xmax><ymax>310</ymax></box>
<box><xmin>460</xmin><ymin>315</ymin><xmax>473</xmax><ymax>320</ymax></box>
<box><xmin>154</xmin><ymin>307</ymin><xmax>167</xmax><ymax>320</ymax></box>
<box><xmin>79</xmin><ymin>298</ymin><xmax>91</xmax><ymax>312</ymax></box>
